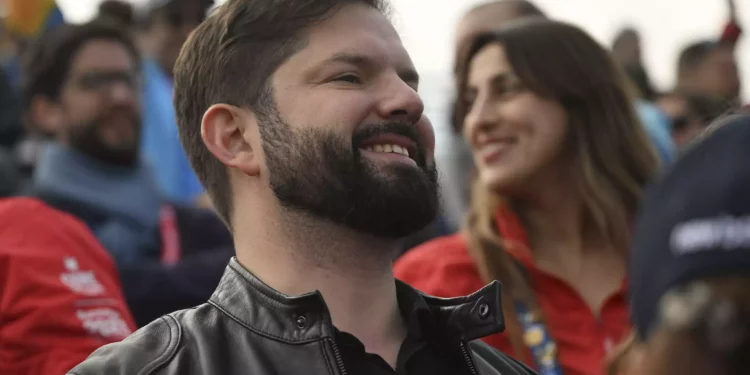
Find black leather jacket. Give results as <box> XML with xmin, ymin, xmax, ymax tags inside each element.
<box><xmin>69</xmin><ymin>258</ymin><xmax>536</xmax><ymax>375</ymax></box>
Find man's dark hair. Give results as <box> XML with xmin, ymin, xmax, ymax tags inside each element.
<box><xmin>138</xmin><ymin>0</ymin><xmax>215</xmax><ymax>28</ymax></box>
<box><xmin>677</xmin><ymin>40</ymin><xmax>731</xmax><ymax>78</ymax></box>
<box><xmin>21</xmin><ymin>21</ymin><xmax>140</xmax><ymax>112</ymax></box>
<box><xmin>173</xmin><ymin>0</ymin><xmax>389</xmax><ymax>227</ymax></box>
<box><xmin>670</xmin><ymin>94</ymin><xmax>729</xmax><ymax>132</ymax></box>
<box><xmin>98</xmin><ymin>0</ymin><xmax>136</xmax><ymax>28</ymax></box>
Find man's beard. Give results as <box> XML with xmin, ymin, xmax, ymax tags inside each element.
<box><xmin>258</xmin><ymin>102</ymin><xmax>440</xmax><ymax>238</ymax></box>
<box><xmin>68</xmin><ymin>110</ymin><xmax>141</xmax><ymax>167</ymax></box>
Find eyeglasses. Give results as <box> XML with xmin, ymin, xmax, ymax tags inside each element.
<box><xmin>72</xmin><ymin>70</ymin><xmax>142</xmax><ymax>93</ymax></box>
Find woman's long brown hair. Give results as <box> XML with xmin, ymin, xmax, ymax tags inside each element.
<box><xmin>455</xmin><ymin>19</ymin><xmax>661</xmax><ymax>359</ymax></box>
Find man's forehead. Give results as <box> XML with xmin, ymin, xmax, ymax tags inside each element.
<box><xmin>298</xmin><ymin>4</ymin><xmax>413</xmax><ymax>70</ymax></box>
<box><xmin>71</xmin><ymin>40</ymin><xmax>135</xmax><ymax>71</ymax></box>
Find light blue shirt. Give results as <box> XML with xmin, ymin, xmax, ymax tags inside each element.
<box><xmin>636</xmin><ymin>100</ymin><xmax>676</xmax><ymax>165</ymax></box>
<box><xmin>140</xmin><ymin>59</ymin><xmax>204</xmax><ymax>203</ymax></box>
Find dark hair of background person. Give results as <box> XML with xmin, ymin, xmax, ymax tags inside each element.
<box><xmin>138</xmin><ymin>0</ymin><xmax>215</xmax><ymax>29</ymax></box>
<box><xmin>98</xmin><ymin>0</ymin><xmax>136</xmax><ymax>29</ymax></box>
<box><xmin>173</xmin><ymin>0</ymin><xmax>390</xmax><ymax>228</ymax></box>
<box><xmin>453</xmin><ymin>19</ymin><xmax>660</xmax><ymax>357</ymax></box>
<box><xmin>623</xmin><ymin>63</ymin><xmax>658</xmax><ymax>101</ymax></box>
<box><xmin>20</xmin><ymin>21</ymin><xmax>140</xmax><ymax>136</ymax></box>
<box><xmin>450</xmin><ymin>0</ymin><xmax>547</xmax><ymax>134</ymax></box>
<box><xmin>611</xmin><ymin>27</ymin><xmax>638</xmax><ymax>50</ymax></box>
<box><xmin>0</xmin><ymin>66</ymin><xmax>22</xmax><ymax>149</ymax></box>
<box><xmin>610</xmin><ymin>27</ymin><xmax>658</xmax><ymax>101</ymax></box>
<box><xmin>677</xmin><ymin>40</ymin><xmax>733</xmax><ymax>79</ymax></box>
<box><xmin>670</xmin><ymin>94</ymin><xmax>729</xmax><ymax>133</ymax></box>
<box><xmin>466</xmin><ymin>0</ymin><xmax>545</xmax><ymax>25</ymax></box>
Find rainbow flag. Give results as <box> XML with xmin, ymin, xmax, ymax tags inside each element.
<box><xmin>5</xmin><ymin>0</ymin><xmax>65</xmax><ymax>38</ymax></box>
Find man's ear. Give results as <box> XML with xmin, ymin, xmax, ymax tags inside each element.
<box><xmin>201</xmin><ymin>104</ymin><xmax>261</xmax><ymax>177</ymax></box>
<box><xmin>29</xmin><ymin>96</ymin><xmax>63</xmax><ymax>137</ymax></box>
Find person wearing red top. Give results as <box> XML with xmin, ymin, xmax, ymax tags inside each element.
<box><xmin>395</xmin><ymin>20</ymin><xmax>660</xmax><ymax>375</ymax></box>
<box><xmin>0</xmin><ymin>198</ymin><xmax>136</xmax><ymax>375</ymax></box>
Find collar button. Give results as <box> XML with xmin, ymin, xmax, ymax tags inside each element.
<box><xmin>295</xmin><ymin>315</ymin><xmax>308</xmax><ymax>329</ymax></box>
<box><xmin>478</xmin><ymin>303</ymin><xmax>490</xmax><ymax>319</ymax></box>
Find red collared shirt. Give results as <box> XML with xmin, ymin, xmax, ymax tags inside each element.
<box><xmin>394</xmin><ymin>209</ymin><xmax>630</xmax><ymax>375</ymax></box>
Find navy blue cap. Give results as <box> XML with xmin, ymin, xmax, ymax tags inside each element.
<box><xmin>630</xmin><ymin>113</ymin><xmax>750</xmax><ymax>340</ymax></box>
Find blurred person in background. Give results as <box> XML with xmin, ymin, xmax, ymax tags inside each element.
<box><xmin>436</xmin><ymin>0</ymin><xmax>674</xmax><ymax>241</ymax></box>
<box><xmin>671</xmin><ymin>0</ymin><xmax>743</xmax><ymax>109</ymax></box>
<box><xmin>607</xmin><ymin>27</ymin><xmax>676</xmax><ymax>165</ymax></box>
<box><xmin>3</xmin><ymin>0</ymin><xmax>66</xmax><ymax>90</ymax></box>
<box><xmin>21</xmin><ymin>21</ymin><xmax>233</xmax><ymax>327</ymax></box>
<box><xmin>657</xmin><ymin>92</ymin><xmax>727</xmax><ymax>148</ymax></box>
<box><xmin>0</xmin><ymin>198</ymin><xmax>136</xmax><ymax>375</ymax></box>
<box><xmin>135</xmin><ymin>0</ymin><xmax>214</xmax><ymax>206</ymax></box>
<box><xmin>454</xmin><ymin>0</ymin><xmax>545</xmax><ymax>53</ymax></box>
<box><xmin>438</xmin><ymin>0</ymin><xmax>546</xmax><ymax>235</ymax></box>
<box><xmin>675</xmin><ymin>39</ymin><xmax>741</xmax><ymax>109</ymax></box>
<box><xmin>1</xmin><ymin>0</ymin><xmax>66</xmax><ymax>191</ymax></box>
<box><xmin>395</xmin><ymin>19</ymin><xmax>660</xmax><ymax>375</ymax></box>
<box><xmin>0</xmin><ymin>24</ymin><xmax>22</xmax><ymax>150</ymax></box>
<box><xmin>0</xmin><ymin>65</ymin><xmax>21</xmax><ymax>150</ymax></box>
<box><xmin>611</xmin><ymin>0</ymin><xmax>742</xmax><ymax>104</ymax></box>
<box><xmin>618</xmin><ymin>110</ymin><xmax>750</xmax><ymax>375</ymax></box>
<box><xmin>611</xmin><ymin>28</ymin><xmax>657</xmax><ymax>102</ymax></box>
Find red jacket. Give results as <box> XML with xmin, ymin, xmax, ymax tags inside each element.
<box><xmin>0</xmin><ymin>198</ymin><xmax>136</xmax><ymax>375</ymax></box>
<box><xmin>394</xmin><ymin>208</ymin><xmax>630</xmax><ymax>375</ymax></box>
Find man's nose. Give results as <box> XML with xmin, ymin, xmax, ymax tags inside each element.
<box><xmin>375</xmin><ymin>79</ymin><xmax>424</xmax><ymax>125</ymax></box>
<box><xmin>108</xmin><ymin>81</ymin><xmax>137</xmax><ymax>104</ymax></box>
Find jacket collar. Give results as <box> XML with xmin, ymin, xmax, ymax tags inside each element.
<box><xmin>210</xmin><ymin>258</ymin><xmax>505</xmax><ymax>344</ymax></box>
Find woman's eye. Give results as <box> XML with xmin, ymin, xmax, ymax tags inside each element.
<box><xmin>463</xmin><ymin>91</ymin><xmax>477</xmax><ymax>108</ymax></box>
<box><xmin>334</xmin><ymin>74</ymin><xmax>362</xmax><ymax>84</ymax></box>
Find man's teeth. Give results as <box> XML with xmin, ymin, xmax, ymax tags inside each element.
<box><xmin>363</xmin><ymin>144</ymin><xmax>410</xmax><ymax>157</ymax></box>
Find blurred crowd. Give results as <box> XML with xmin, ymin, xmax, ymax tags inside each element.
<box><xmin>0</xmin><ymin>0</ymin><xmax>748</xmax><ymax>374</ymax></box>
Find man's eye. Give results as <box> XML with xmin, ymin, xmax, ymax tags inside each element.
<box><xmin>333</xmin><ymin>74</ymin><xmax>362</xmax><ymax>84</ymax></box>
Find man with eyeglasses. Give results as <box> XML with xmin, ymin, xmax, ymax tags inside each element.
<box><xmin>21</xmin><ymin>20</ymin><xmax>234</xmax><ymax>329</ymax></box>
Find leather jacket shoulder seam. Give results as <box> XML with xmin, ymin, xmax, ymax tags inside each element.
<box><xmin>208</xmin><ymin>300</ymin><xmax>325</xmax><ymax>345</ymax></box>
<box><xmin>138</xmin><ymin>315</ymin><xmax>182</xmax><ymax>375</ymax></box>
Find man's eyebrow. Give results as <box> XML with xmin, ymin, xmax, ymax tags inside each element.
<box><xmin>324</xmin><ymin>52</ymin><xmax>420</xmax><ymax>85</ymax></box>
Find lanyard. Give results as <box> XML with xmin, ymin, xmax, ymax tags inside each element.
<box><xmin>514</xmin><ymin>301</ymin><xmax>564</xmax><ymax>375</ymax></box>
<box><xmin>159</xmin><ymin>205</ymin><xmax>182</xmax><ymax>266</ymax></box>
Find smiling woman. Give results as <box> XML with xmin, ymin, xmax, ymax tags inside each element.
<box><xmin>395</xmin><ymin>18</ymin><xmax>660</xmax><ymax>375</ymax></box>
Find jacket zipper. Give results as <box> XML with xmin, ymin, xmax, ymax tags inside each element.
<box><xmin>460</xmin><ymin>342</ymin><xmax>479</xmax><ymax>375</ymax></box>
<box><xmin>329</xmin><ymin>338</ymin><xmax>348</xmax><ymax>375</ymax></box>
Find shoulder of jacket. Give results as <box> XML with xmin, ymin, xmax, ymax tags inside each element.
<box><xmin>468</xmin><ymin>340</ymin><xmax>537</xmax><ymax>375</ymax></box>
<box><xmin>67</xmin><ymin>314</ymin><xmax>182</xmax><ymax>375</ymax></box>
